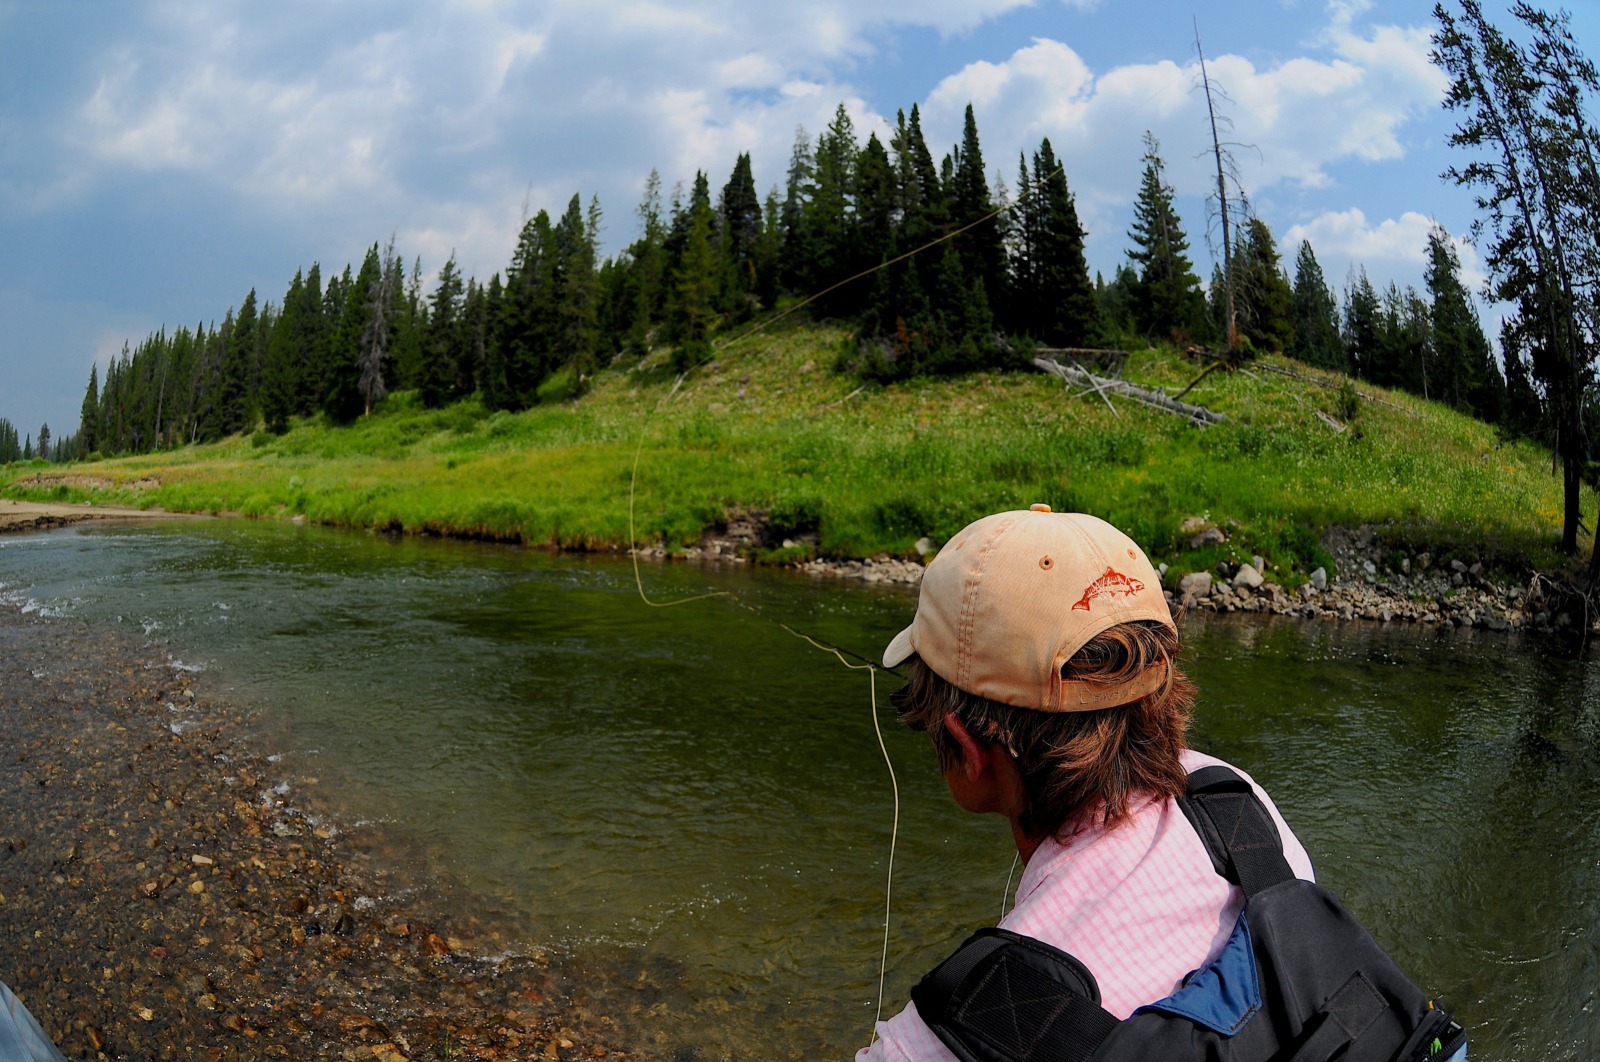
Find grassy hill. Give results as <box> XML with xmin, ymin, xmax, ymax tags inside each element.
<box><xmin>2</xmin><ymin>324</ymin><xmax>1585</xmax><ymax>585</ymax></box>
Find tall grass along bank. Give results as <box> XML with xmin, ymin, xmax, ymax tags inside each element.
<box><xmin>2</xmin><ymin>327</ymin><xmax>1585</xmax><ymax>589</ymax></box>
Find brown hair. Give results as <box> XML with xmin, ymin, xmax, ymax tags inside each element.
<box><xmin>892</xmin><ymin>620</ymin><xmax>1194</xmax><ymax>841</ymax></box>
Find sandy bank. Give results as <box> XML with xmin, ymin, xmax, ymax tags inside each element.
<box><xmin>0</xmin><ymin>500</ymin><xmax>207</xmax><ymax>535</ymax></box>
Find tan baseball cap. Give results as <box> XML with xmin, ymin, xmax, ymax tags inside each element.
<box><xmin>883</xmin><ymin>506</ymin><xmax>1175</xmax><ymax>711</ymax></box>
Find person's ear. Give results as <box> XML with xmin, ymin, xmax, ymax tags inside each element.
<box><xmin>943</xmin><ymin>714</ymin><xmax>989</xmax><ymax>781</ymax></box>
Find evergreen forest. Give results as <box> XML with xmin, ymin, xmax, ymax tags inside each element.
<box><xmin>0</xmin><ymin>97</ymin><xmax>1534</xmax><ymax>478</ymax></box>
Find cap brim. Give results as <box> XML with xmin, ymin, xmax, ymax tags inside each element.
<box><xmin>883</xmin><ymin>624</ymin><xmax>916</xmax><ymax>668</ymax></box>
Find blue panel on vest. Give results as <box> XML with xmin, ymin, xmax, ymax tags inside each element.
<box><xmin>1136</xmin><ymin>912</ymin><xmax>1261</xmax><ymax>1036</ymax></box>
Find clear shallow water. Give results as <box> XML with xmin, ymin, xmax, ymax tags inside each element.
<box><xmin>2</xmin><ymin>520</ymin><xmax>1596</xmax><ymax>1059</ymax></box>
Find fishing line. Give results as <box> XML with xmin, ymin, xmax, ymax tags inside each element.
<box><xmin>619</xmin><ymin>61</ymin><xmax>1196</xmax><ymax>1045</ymax></box>
<box><xmin>771</xmin><ymin>624</ymin><xmax>900</xmax><ymax>1040</ymax></box>
<box><xmin>628</xmin><ymin>429</ymin><xmax>729</xmax><ymax>609</ymax></box>
<box><xmin>625</xmin><ymin>400</ymin><xmax>902</xmax><ymax>1041</ymax></box>
<box><xmin>1000</xmin><ymin>851</ymin><xmax>1021</xmax><ymax>922</ymax></box>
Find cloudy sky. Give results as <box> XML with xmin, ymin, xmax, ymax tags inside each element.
<box><xmin>3</xmin><ymin>0</ymin><xmax>1592</xmax><ymax>439</ymax></box>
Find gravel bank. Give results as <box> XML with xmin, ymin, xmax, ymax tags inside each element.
<box><xmin>0</xmin><ymin>605</ymin><xmax>645</xmax><ymax>1061</ymax></box>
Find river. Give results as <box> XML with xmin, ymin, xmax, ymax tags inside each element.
<box><xmin>1</xmin><ymin>520</ymin><xmax>1594</xmax><ymax>1059</ymax></box>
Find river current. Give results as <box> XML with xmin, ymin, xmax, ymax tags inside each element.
<box><xmin>1</xmin><ymin>520</ymin><xmax>1594</xmax><ymax>1059</ymax></box>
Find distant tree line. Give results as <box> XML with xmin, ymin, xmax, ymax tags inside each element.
<box><xmin>0</xmin><ymin>419</ymin><xmax>65</xmax><ymax>463</ymax></box>
<box><xmin>22</xmin><ymin>99</ymin><xmax>1519</xmax><ymax>465</ymax></box>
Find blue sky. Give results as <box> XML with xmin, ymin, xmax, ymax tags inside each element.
<box><xmin>3</xmin><ymin>0</ymin><xmax>1594</xmax><ymax>439</ymax></box>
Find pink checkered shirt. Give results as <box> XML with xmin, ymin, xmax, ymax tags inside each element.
<box><xmin>858</xmin><ymin>750</ymin><xmax>1315</xmax><ymax>1061</ymax></box>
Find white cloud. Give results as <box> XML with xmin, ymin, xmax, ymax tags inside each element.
<box><xmin>1284</xmin><ymin>208</ymin><xmax>1431</xmax><ymax>265</ymax></box>
<box><xmin>1283</xmin><ymin>208</ymin><xmax>1488</xmax><ymax>298</ymax></box>
<box><xmin>933</xmin><ymin>12</ymin><xmax>1439</xmax><ymax>186</ymax></box>
<box><xmin>49</xmin><ymin>0</ymin><xmax>1460</xmax><ymax>311</ymax></box>
<box><xmin>493</xmin><ymin>31</ymin><xmax>548</xmax><ymax>90</ymax></box>
<box><xmin>927</xmin><ymin>37</ymin><xmax>1095</xmax><ymax>121</ymax></box>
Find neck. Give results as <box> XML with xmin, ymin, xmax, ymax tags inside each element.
<box><xmin>1010</xmin><ymin>819</ymin><xmax>1042</xmax><ymax>865</ymax></box>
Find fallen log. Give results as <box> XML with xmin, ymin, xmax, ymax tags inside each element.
<box><xmin>1032</xmin><ymin>357</ymin><xmax>1226</xmax><ymax>425</ymax></box>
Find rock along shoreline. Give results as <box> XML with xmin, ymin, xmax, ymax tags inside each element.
<box><xmin>770</xmin><ymin>525</ymin><xmax>1573</xmax><ymax>637</ymax></box>
<box><xmin>638</xmin><ymin>507</ymin><xmax>1573</xmax><ymax>636</ymax></box>
<box><xmin>780</xmin><ymin>524</ymin><xmax>1568</xmax><ymax>639</ymax></box>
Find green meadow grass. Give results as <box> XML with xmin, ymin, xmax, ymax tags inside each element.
<box><xmin>3</xmin><ymin>325</ymin><xmax>1585</xmax><ymax>584</ymax></box>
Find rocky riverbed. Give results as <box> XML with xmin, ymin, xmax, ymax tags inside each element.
<box><xmin>0</xmin><ymin>606</ymin><xmax>656</xmax><ymax>1061</ymax></box>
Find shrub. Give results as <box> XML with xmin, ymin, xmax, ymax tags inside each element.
<box><xmin>1335</xmin><ymin>378</ymin><xmax>1361</xmax><ymax>424</ymax></box>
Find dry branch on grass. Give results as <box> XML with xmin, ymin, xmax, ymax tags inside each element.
<box><xmin>1032</xmin><ymin>357</ymin><xmax>1226</xmax><ymax>425</ymax></box>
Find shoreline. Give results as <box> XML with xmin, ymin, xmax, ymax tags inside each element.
<box><xmin>5</xmin><ymin>498</ymin><xmax>1564</xmax><ymax>636</ymax></box>
<box><xmin>692</xmin><ymin>521</ymin><xmax>1569</xmax><ymax>636</ymax></box>
<box><xmin>0</xmin><ymin>604</ymin><xmax>637</xmax><ymax>1061</ymax></box>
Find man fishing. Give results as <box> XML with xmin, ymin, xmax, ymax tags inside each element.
<box><xmin>860</xmin><ymin>505</ymin><xmax>1465</xmax><ymax>1062</ymax></box>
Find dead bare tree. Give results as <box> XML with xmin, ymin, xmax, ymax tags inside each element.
<box><xmin>1194</xmin><ymin>21</ymin><xmax>1256</xmax><ymax>355</ymax></box>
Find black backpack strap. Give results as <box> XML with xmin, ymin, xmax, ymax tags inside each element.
<box><xmin>911</xmin><ymin>927</ymin><xmax>1120</xmax><ymax>1062</ymax></box>
<box><xmin>1179</xmin><ymin>765</ymin><xmax>1295</xmax><ymax>898</ymax></box>
<box><xmin>1283</xmin><ymin>971</ymin><xmax>1388</xmax><ymax>1062</ymax></box>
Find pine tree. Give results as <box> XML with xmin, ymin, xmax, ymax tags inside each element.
<box><xmin>865</xmin><ymin>106</ymin><xmax>945</xmax><ymax>368</ymax></box>
<box><xmin>779</xmin><ymin>127</ymin><xmax>815</xmax><ymax>292</ymax></box>
<box><xmin>1125</xmin><ymin>132</ymin><xmax>1208</xmax><ymax>342</ymax></box>
<box><xmin>79</xmin><ymin>365</ymin><xmax>100</xmax><ymax>454</ymax></box>
<box><xmin>480</xmin><ymin>273</ymin><xmax>509</xmax><ymax>410</ymax></box>
<box><xmin>949</xmin><ymin>104</ymin><xmax>1006</xmax><ymax>314</ymax></box>
<box><xmin>806</xmin><ymin>104</ymin><xmax>860</xmax><ymax>315</ymax></box>
<box><xmin>1289</xmin><ymin>241</ymin><xmax>1344</xmax><ymax>370</ymax></box>
<box><xmin>544</xmin><ymin>194</ymin><xmax>599</xmax><ymax>392</ymax></box>
<box><xmin>719</xmin><ymin>153</ymin><xmax>763</xmax><ymax>317</ymax></box>
<box><xmin>754</xmin><ymin>186</ymin><xmax>783</xmax><ymax>311</ymax></box>
<box><xmin>290</xmin><ymin>264</ymin><xmax>327</xmax><ymax>416</ymax></box>
<box><xmin>1424</xmin><ymin>225</ymin><xmax>1503</xmax><ymax>420</ymax></box>
<box><xmin>1012</xmin><ymin>138</ymin><xmax>1096</xmax><ymax>348</ymax></box>
<box><xmin>326</xmin><ymin>251</ymin><xmax>377</xmax><ymax>421</ymax></box>
<box><xmin>1368</xmin><ymin>283</ymin><xmax>1430</xmax><ymax>394</ymax></box>
<box><xmin>1342</xmin><ymin>268</ymin><xmax>1382</xmax><ymax>380</ymax></box>
<box><xmin>191</xmin><ymin>322</ymin><xmax>228</xmax><ymax>443</ymax></box>
<box><xmin>36</xmin><ymin>423</ymin><xmax>50</xmax><ymax>462</ymax></box>
<box><xmin>1097</xmin><ymin>266</ymin><xmax>1139</xmax><ymax>340</ymax></box>
<box><xmin>1499</xmin><ymin>317</ymin><xmax>1545</xmax><ymax>437</ymax></box>
<box><xmin>392</xmin><ymin>258</ymin><xmax>426</xmax><ymax>394</ymax></box>
<box><xmin>1233</xmin><ymin>218</ymin><xmax>1295</xmax><ymax>353</ymax></box>
<box><xmin>360</xmin><ymin>237</ymin><xmax>401</xmax><ymax>415</ymax></box>
<box><xmin>423</xmin><ymin>253</ymin><xmax>466</xmax><ymax>408</ymax></box>
<box><xmin>1434</xmin><ymin>0</ymin><xmax>1600</xmax><ymax>555</ymax></box>
<box><xmin>672</xmin><ymin>197</ymin><xmax>718</xmax><ymax>371</ymax></box>
<box><xmin>462</xmin><ymin>278</ymin><xmax>489</xmax><ymax>398</ymax></box>
<box><xmin>625</xmin><ymin>170</ymin><xmax>668</xmax><ymax>357</ymax></box>
<box><xmin>262</xmin><ymin>271</ymin><xmax>303</xmax><ymax>433</ymax></box>
<box><xmin>221</xmin><ymin>289</ymin><xmax>259</xmax><ymax>434</ymax></box>
<box><xmin>502</xmin><ymin>210</ymin><xmax>558</xmax><ymax>409</ymax></box>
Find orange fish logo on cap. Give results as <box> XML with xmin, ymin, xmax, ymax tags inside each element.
<box><xmin>1072</xmin><ymin>567</ymin><xmax>1145</xmax><ymax>611</ymax></box>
